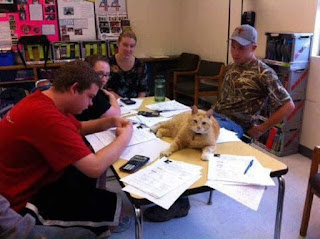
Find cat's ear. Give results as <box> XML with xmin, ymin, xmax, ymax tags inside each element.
<box><xmin>191</xmin><ymin>105</ymin><xmax>198</xmax><ymax>114</ymax></box>
<box><xmin>207</xmin><ymin>109</ymin><xmax>214</xmax><ymax>118</ymax></box>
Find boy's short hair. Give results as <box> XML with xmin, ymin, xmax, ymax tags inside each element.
<box><xmin>53</xmin><ymin>60</ymin><xmax>102</xmax><ymax>93</ymax></box>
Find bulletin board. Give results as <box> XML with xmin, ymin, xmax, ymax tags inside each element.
<box><xmin>57</xmin><ymin>0</ymin><xmax>96</xmax><ymax>41</ymax></box>
<box><xmin>0</xmin><ymin>0</ymin><xmax>59</xmax><ymax>49</ymax></box>
<box><xmin>95</xmin><ymin>0</ymin><xmax>127</xmax><ymax>40</ymax></box>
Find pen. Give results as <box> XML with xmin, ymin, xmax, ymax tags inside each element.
<box><xmin>244</xmin><ymin>159</ymin><xmax>254</xmax><ymax>175</ymax></box>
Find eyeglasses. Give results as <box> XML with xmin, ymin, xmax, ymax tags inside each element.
<box><xmin>98</xmin><ymin>73</ymin><xmax>110</xmax><ymax>79</ymax></box>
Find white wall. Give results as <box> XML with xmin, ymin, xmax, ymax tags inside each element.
<box><xmin>127</xmin><ymin>0</ymin><xmax>180</xmax><ymax>57</ymax></box>
<box><xmin>177</xmin><ymin>0</ymin><xmax>230</xmax><ymax>63</ymax></box>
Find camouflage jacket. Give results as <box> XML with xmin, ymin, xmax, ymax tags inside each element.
<box><xmin>213</xmin><ymin>58</ymin><xmax>291</xmax><ymax>130</ymax></box>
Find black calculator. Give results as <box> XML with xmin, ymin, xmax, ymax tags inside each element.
<box><xmin>137</xmin><ymin>111</ymin><xmax>160</xmax><ymax>117</ymax></box>
<box><xmin>120</xmin><ymin>98</ymin><xmax>136</xmax><ymax>105</ymax></box>
<box><xmin>120</xmin><ymin>155</ymin><xmax>150</xmax><ymax>173</ymax></box>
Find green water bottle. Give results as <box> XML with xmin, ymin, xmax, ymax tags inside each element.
<box><xmin>154</xmin><ymin>75</ymin><xmax>166</xmax><ymax>102</ymax></box>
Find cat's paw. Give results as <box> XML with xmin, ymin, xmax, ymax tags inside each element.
<box><xmin>156</xmin><ymin>131</ymin><xmax>163</xmax><ymax>138</ymax></box>
<box><xmin>150</xmin><ymin>125</ymin><xmax>159</xmax><ymax>134</ymax></box>
<box><xmin>161</xmin><ymin>149</ymin><xmax>172</xmax><ymax>157</ymax></box>
<box><xmin>201</xmin><ymin>152</ymin><xmax>213</xmax><ymax>161</ymax></box>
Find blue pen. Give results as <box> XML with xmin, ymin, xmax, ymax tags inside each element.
<box><xmin>244</xmin><ymin>159</ymin><xmax>254</xmax><ymax>175</ymax></box>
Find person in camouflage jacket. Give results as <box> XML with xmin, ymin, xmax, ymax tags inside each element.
<box><xmin>213</xmin><ymin>25</ymin><xmax>295</xmax><ymax>139</ymax></box>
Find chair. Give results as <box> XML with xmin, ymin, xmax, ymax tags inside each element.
<box><xmin>300</xmin><ymin>145</ymin><xmax>320</xmax><ymax>237</ymax></box>
<box><xmin>165</xmin><ymin>53</ymin><xmax>200</xmax><ymax>99</ymax></box>
<box><xmin>17</xmin><ymin>35</ymin><xmax>50</xmax><ymax>69</ymax></box>
<box><xmin>173</xmin><ymin>60</ymin><xmax>225</xmax><ymax>106</ymax></box>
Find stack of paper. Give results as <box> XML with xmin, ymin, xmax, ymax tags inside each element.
<box><xmin>85</xmin><ymin>124</ymin><xmax>157</xmax><ymax>152</ymax></box>
<box><xmin>122</xmin><ymin>157</ymin><xmax>202</xmax><ymax>209</ymax></box>
<box><xmin>146</xmin><ymin>100</ymin><xmax>191</xmax><ymax>118</ymax></box>
<box><xmin>206</xmin><ymin>154</ymin><xmax>275</xmax><ymax>210</ymax></box>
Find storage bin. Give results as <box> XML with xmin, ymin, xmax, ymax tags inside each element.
<box><xmin>81</xmin><ymin>40</ymin><xmax>108</xmax><ymax>58</ymax></box>
<box><xmin>0</xmin><ymin>52</ymin><xmax>14</xmax><ymax>66</ymax></box>
<box><xmin>255</xmin><ymin>127</ymin><xmax>301</xmax><ymax>157</ymax></box>
<box><xmin>270</xmin><ymin>65</ymin><xmax>308</xmax><ymax>96</ymax></box>
<box><xmin>265</xmin><ymin>32</ymin><xmax>313</xmax><ymax>63</ymax></box>
<box><xmin>52</xmin><ymin>42</ymin><xmax>81</xmax><ymax>62</ymax></box>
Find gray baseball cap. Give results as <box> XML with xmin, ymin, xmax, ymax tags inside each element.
<box><xmin>230</xmin><ymin>24</ymin><xmax>258</xmax><ymax>46</ymax></box>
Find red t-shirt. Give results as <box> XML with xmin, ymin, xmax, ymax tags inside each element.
<box><xmin>0</xmin><ymin>91</ymin><xmax>92</xmax><ymax>212</ymax></box>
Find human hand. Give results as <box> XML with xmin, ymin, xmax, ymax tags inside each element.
<box><xmin>116</xmin><ymin>121</ymin><xmax>133</xmax><ymax>140</ymax></box>
<box><xmin>111</xmin><ymin>116</ymin><xmax>130</xmax><ymax>128</ymax></box>
<box><xmin>247</xmin><ymin>124</ymin><xmax>267</xmax><ymax>138</ymax></box>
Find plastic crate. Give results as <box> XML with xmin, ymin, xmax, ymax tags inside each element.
<box><xmin>52</xmin><ymin>42</ymin><xmax>81</xmax><ymax>62</ymax></box>
<box><xmin>270</xmin><ymin>65</ymin><xmax>308</xmax><ymax>96</ymax></box>
<box><xmin>81</xmin><ymin>41</ymin><xmax>108</xmax><ymax>58</ymax></box>
<box><xmin>0</xmin><ymin>52</ymin><xmax>14</xmax><ymax>66</ymax></box>
<box><xmin>255</xmin><ymin>127</ymin><xmax>300</xmax><ymax>157</ymax></box>
<box><xmin>265</xmin><ymin>32</ymin><xmax>313</xmax><ymax>63</ymax></box>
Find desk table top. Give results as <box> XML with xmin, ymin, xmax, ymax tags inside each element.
<box><xmin>112</xmin><ymin>97</ymin><xmax>288</xmax><ymax>202</ymax></box>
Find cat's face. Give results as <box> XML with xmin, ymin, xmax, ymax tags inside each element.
<box><xmin>189</xmin><ymin>113</ymin><xmax>212</xmax><ymax>134</ymax></box>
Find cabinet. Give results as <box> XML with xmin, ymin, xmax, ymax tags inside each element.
<box><xmin>255</xmin><ymin>32</ymin><xmax>313</xmax><ymax>156</ymax></box>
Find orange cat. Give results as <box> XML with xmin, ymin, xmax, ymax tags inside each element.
<box><xmin>153</xmin><ymin>106</ymin><xmax>220</xmax><ymax>161</ymax></box>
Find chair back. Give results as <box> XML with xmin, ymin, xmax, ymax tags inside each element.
<box><xmin>176</xmin><ymin>53</ymin><xmax>200</xmax><ymax>71</ymax></box>
<box><xmin>300</xmin><ymin>145</ymin><xmax>320</xmax><ymax>236</ymax></box>
<box><xmin>197</xmin><ymin>60</ymin><xmax>224</xmax><ymax>77</ymax></box>
<box><xmin>17</xmin><ymin>35</ymin><xmax>50</xmax><ymax>68</ymax></box>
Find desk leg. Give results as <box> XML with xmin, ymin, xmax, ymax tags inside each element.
<box><xmin>274</xmin><ymin>176</ymin><xmax>285</xmax><ymax>239</ymax></box>
<box><xmin>207</xmin><ymin>190</ymin><xmax>213</xmax><ymax>205</ymax></box>
<box><xmin>133</xmin><ymin>206</ymin><xmax>143</xmax><ymax>239</ymax></box>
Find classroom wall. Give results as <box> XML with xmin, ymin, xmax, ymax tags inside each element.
<box><xmin>127</xmin><ymin>0</ymin><xmax>180</xmax><ymax>57</ymax></box>
<box><xmin>127</xmin><ymin>0</ymin><xmax>241</xmax><ymax>63</ymax></box>
<box><xmin>175</xmin><ymin>0</ymin><xmax>229</xmax><ymax>63</ymax></box>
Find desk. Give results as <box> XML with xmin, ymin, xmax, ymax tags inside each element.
<box><xmin>111</xmin><ymin>98</ymin><xmax>288</xmax><ymax>239</ymax></box>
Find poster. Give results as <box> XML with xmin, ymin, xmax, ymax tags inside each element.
<box><xmin>94</xmin><ymin>0</ymin><xmax>127</xmax><ymax>40</ymax></box>
<box><xmin>57</xmin><ymin>0</ymin><xmax>96</xmax><ymax>41</ymax></box>
<box><xmin>0</xmin><ymin>0</ymin><xmax>59</xmax><ymax>49</ymax></box>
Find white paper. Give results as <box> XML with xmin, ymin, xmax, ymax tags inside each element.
<box><xmin>42</xmin><ymin>24</ymin><xmax>56</xmax><ymax>35</ymax></box>
<box><xmin>160</xmin><ymin>109</ymin><xmax>191</xmax><ymax>118</ymax></box>
<box><xmin>217</xmin><ymin>128</ymin><xmax>241</xmax><ymax>143</ymax></box>
<box><xmin>0</xmin><ymin>21</ymin><xmax>11</xmax><ymax>50</ymax></box>
<box><xmin>74</xmin><ymin>18</ymin><xmax>88</xmax><ymax>29</ymax></box>
<box><xmin>121</xmin><ymin>157</ymin><xmax>202</xmax><ymax>198</ymax></box>
<box><xmin>29</xmin><ymin>4</ymin><xmax>43</xmax><ymax>21</ymax></box>
<box><xmin>120</xmin><ymin>138</ymin><xmax>170</xmax><ymax>163</ymax></box>
<box><xmin>208</xmin><ymin>155</ymin><xmax>275</xmax><ymax>186</ymax></box>
<box><xmin>121</xmin><ymin>110</ymin><xmax>137</xmax><ymax>117</ymax></box>
<box><xmin>124</xmin><ymin>175</ymin><xmax>201</xmax><ymax>210</ymax></box>
<box><xmin>127</xmin><ymin>115</ymin><xmax>170</xmax><ymax>128</ymax></box>
<box><xmin>118</xmin><ymin>98</ymin><xmax>144</xmax><ymax>113</ymax></box>
<box><xmin>85</xmin><ymin>125</ymin><xmax>157</xmax><ymax>153</ymax></box>
<box><xmin>206</xmin><ymin>180</ymin><xmax>265</xmax><ymax>211</ymax></box>
<box><xmin>146</xmin><ymin>100</ymin><xmax>190</xmax><ymax>112</ymax></box>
